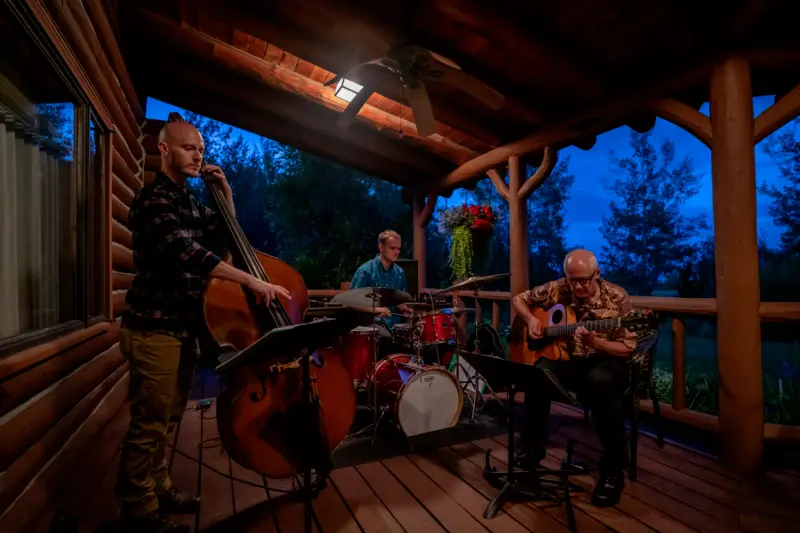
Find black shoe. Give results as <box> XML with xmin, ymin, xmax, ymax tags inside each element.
<box><xmin>591</xmin><ymin>473</ymin><xmax>624</xmax><ymax>507</ymax></box>
<box><xmin>156</xmin><ymin>487</ymin><xmax>201</xmax><ymax>514</ymax></box>
<box><xmin>119</xmin><ymin>513</ymin><xmax>190</xmax><ymax>533</ymax></box>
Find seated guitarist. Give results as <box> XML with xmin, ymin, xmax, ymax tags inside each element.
<box><xmin>511</xmin><ymin>248</ymin><xmax>637</xmax><ymax>508</ymax></box>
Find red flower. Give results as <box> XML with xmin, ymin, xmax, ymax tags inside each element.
<box><xmin>484</xmin><ymin>206</ymin><xmax>493</xmax><ymax>218</ymax></box>
<box><xmin>472</xmin><ymin>218</ymin><xmax>493</xmax><ymax>232</ymax></box>
<box><xmin>469</xmin><ymin>205</ymin><xmax>480</xmax><ymax>216</ymax></box>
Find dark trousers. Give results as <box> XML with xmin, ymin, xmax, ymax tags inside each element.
<box><xmin>522</xmin><ymin>355</ymin><xmax>629</xmax><ymax>476</ymax></box>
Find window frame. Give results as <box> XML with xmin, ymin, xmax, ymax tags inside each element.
<box><xmin>0</xmin><ymin>1</ymin><xmax>113</xmax><ymax>358</ymax></box>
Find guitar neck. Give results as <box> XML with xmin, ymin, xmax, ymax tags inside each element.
<box><xmin>544</xmin><ymin>318</ymin><xmax>621</xmax><ymax>338</ymax></box>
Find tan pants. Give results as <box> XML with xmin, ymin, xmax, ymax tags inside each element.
<box><xmin>115</xmin><ymin>328</ymin><xmax>199</xmax><ymax>516</ymax></box>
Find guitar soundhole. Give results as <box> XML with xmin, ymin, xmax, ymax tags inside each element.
<box><xmin>552</xmin><ymin>309</ymin><xmax>563</xmax><ymax>324</ymax></box>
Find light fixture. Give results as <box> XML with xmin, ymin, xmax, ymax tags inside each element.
<box><xmin>333</xmin><ymin>78</ymin><xmax>363</xmax><ymax>103</ymax></box>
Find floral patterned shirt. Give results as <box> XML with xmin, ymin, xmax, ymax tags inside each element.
<box><xmin>518</xmin><ymin>278</ymin><xmax>638</xmax><ymax>357</ymax></box>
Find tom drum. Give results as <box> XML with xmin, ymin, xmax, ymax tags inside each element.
<box><xmin>340</xmin><ymin>326</ymin><xmax>379</xmax><ymax>384</ymax></box>
<box><xmin>417</xmin><ymin>311</ymin><xmax>455</xmax><ymax>346</ymax></box>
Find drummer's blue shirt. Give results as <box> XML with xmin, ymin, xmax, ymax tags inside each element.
<box><xmin>350</xmin><ymin>255</ymin><xmax>408</xmax><ymax>328</ymax></box>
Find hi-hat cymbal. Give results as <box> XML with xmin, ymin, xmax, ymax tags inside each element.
<box><xmin>437</xmin><ymin>273</ymin><xmax>511</xmax><ymax>295</ymax></box>
<box><xmin>332</xmin><ymin>287</ymin><xmax>412</xmax><ymax>311</ymax></box>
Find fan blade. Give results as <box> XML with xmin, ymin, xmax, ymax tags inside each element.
<box><xmin>404</xmin><ymin>80</ymin><xmax>437</xmax><ymax>137</ymax></box>
<box><xmin>428</xmin><ymin>50</ymin><xmax>461</xmax><ymax>70</ymax></box>
<box><xmin>335</xmin><ymin>87</ymin><xmax>373</xmax><ymax>132</ymax></box>
<box><xmin>430</xmin><ymin>62</ymin><xmax>505</xmax><ymax>110</ymax></box>
<box><xmin>324</xmin><ymin>58</ymin><xmax>386</xmax><ymax>87</ymax></box>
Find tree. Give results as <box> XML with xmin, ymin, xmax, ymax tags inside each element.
<box><xmin>601</xmin><ymin>130</ymin><xmax>708</xmax><ymax>296</ymax></box>
<box><xmin>527</xmin><ymin>157</ymin><xmax>575</xmax><ymax>284</ymax></box>
<box><xmin>761</xmin><ymin>119</ymin><xmax>800</xmax><ymax>256</ymax></box>
<box><xmin>37</xmin><ymin>103</ymin><xmax>73</xmax><ymax>158</ymax></box>
<box><xmin>265</xmin><ymin>149</ymin><xmax>411</xmax><ymax>289</ymax></box>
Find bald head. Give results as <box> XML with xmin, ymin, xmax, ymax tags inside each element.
<box><xmin>563</xmin><ymin>249</ymin><xmax>600</xmax><ymax>299</ymax></box>
<box><xmin>157</xmin><ymin>121</ymin><xmax>204</xmax><ymax>180</ymax></box>
<box><xmin>158</xmin><ymin>121</ymin><xmax>202</xmax><ymax>145</ymax></box>
<box><xmin>563</xmin><ymin>249</ymin><xmax>598</xmax><ymax>277</ymax></box>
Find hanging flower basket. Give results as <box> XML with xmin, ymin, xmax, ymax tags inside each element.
<box><xmin>438</xmin><ymin>204</ymin><xmax>496</xmax><ymax>281</ymax></box>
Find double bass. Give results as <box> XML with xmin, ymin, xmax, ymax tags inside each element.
<box><xmin>195</xmin><ymin>153</ymin><xmax>355</xmax><ymax>479</ymax></box>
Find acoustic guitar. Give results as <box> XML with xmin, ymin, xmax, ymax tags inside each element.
<box><xmin>508</xmin><ymin>303</ymin><xmax>657</xmax><ymax>365</ymax></box>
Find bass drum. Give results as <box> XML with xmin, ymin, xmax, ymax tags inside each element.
<box><xmin>370</xmin><ymin>354</ymin><xmax>462</xmax><ymax>436</ymax></box>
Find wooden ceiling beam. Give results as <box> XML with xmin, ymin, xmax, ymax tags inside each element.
<box><xmin>149</xmin><ymin>59</ymin><xmax>451</xmax><ymax>179</ymax></box>
<box><xmin>126</xmin><ymin>8</ymin><xmax>456</xmax><ymax>178</ymax></box>
<box><xmin>129</xmin><ymin>5</ymin><xmax>476</xmax><ymax>166</ymax></box>
<box><xmin>283</xmin><ymin>0</ymin><xmax>550</xmax><ymax>124</ymax></box>
<box><xmin>432</xmin><ymin>0</ymin><xmax>602</xmax><ymax>101</ymax></box>
<box><xmin>142</xmin><ymin>72</ymin><xmax>425</xmax><ymax>187</ymax></box>
<box><xmin>432</xmin><ymin>61</ymin><xmax>715</xmax><ymax>192</ymax></box>
<box><xmin>178</xmin><ymin>0</ymin><xmax>504</xmax><ymax>147</ymax></box>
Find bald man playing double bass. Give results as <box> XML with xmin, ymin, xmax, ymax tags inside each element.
<box><xmin>512</xmin><ymin>249</ymin><xmax>637</xmax><ymax>508</ymax></box>
<box><xmin>117</xmin><ymin>114</ymin><xmax>290</xmax><ymax>532</ymax></box>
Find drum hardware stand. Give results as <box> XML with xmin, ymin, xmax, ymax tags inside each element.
<box><xmin>461</xmin><ymin>284</ymin><xmax>495</xmax><ymax>424</ymax></box>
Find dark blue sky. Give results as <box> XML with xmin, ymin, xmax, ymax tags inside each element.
<box><xmin>147</xmin><ymin>95</ymin><xmax>788</xmax><ymax>259</ymax></box>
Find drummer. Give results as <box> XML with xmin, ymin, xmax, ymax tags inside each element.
<box><xmin>350</xmin><ymin>230</ymin><xmax>414</xmax><ymax>342</ymax></box>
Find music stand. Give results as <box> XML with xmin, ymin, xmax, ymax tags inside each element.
<box><xmin>215</xmin><ymin>318</ymin><xmax>347</xmax><ymax>533</ymax></box>
<box><xmin>457</xmin><ymin>351</ymin><xmax>583</xmax><ymax>531</ymax></box>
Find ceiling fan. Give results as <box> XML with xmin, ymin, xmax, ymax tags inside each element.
<box><xmin>324</xmin><ymin>44</ymin><xmax>505</xmax><ymax>137</ymax></box>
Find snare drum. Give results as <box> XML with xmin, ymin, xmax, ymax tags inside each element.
<box><xmin>417</xmin><ymin>311</ymin><xmax>455</xmax><ymax>346</ymax></box>
<box><xmin>340</xmin><ymin>326</ymin><xmax>379</xmax><ymax>384</ymax></box>
<box><xmin>370</xmin><ymin>353</ymin><xmax>463</xmax><ymax>436</ymax></box>
<box><xmin>391</xmin><ymin>323</ymin><xmax>413</xmax><ymax>347</ymax></box>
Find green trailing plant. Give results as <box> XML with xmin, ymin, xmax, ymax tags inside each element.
<box><xmin>449</xmin><ymin>225</ymin><xmax>473</xmax><ymax>281</ymax></box>
<box><xmin>438</xmin><ymin>203</ymin><xmax>496</xmax><ymax>280</ymax></box>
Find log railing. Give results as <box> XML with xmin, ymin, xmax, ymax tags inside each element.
<box><xmin>308</xmin><ymin>289</ymin><xmax>800</xmax><ymax>443</ymax></box>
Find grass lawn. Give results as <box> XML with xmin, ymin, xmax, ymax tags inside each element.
<box><xmin>650</xmin><ymin>319</ymin><xmax>800</xmax><ymax>425</ymax></box>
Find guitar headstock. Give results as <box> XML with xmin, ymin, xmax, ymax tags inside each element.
<box><xmin>621</xmin><ymin>309</ymin><xmax>659</xmax><ymax>332</ymax></box>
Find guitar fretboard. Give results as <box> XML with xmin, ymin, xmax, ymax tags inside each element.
<box><xmin>544</xmin><ymin>318</ymin><xmax>621</xmax><ymax>338</ymax></box>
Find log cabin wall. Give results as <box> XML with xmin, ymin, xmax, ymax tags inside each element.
<box><xmin>0</xmin><ymin>1</ymin><xmax>144</xmax><ymax>531</ymax></box>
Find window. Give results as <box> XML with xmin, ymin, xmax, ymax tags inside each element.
<box><xmin>0</xmin><ymin>1</ymin><xmax>108</xmax><ymax>355</ymax></box>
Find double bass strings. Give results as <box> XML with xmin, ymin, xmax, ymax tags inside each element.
<box><xmin>200</xmin><ymin>161</ymin><xmax>289</xmax><ymax>328</ymax></box>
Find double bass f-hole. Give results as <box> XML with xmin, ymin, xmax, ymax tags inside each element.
<box><xmin>250</xmin><ymin>364</ymin><xmax>269</xmax><ymax>403</ymax></box>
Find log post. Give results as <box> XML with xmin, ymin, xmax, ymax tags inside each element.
<box><xmin>412</xmin><ymin>193</ymin><xmax>437</xmax><ymax>293</ymax></box>
<box><xmin>496</xmin><ymin>148</ymin><xmax>556</xmax><ymax>321</ymax></box>
<box><xmin>672</xmin><ymin>317</ymin><xmax>687</xmax><ymax>410</ymax></box>
<box><xmin>508</xmin><ymin>155</ymin><xmax>529</xmax><ymax>317</ymax></box>
<box><xmin>709</xmin><ymin>56</ymin><xmax>763</xmax><ymax>473</ymax></box>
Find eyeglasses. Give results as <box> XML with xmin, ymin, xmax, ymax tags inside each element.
<box><xmin>567</xmin><ymin>271</ymin><xmax>597</xmax><ymax>286</ymax></box>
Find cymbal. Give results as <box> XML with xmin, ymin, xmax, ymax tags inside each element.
<box><xmin>332</xmin><ymin>287</ymin><xmax>412</xmax><ymax>310</ymax></box>
<box><xmin>437</xmin><ymin>273</ymin><xmax>511</xmax><ymax>295</ymax></box>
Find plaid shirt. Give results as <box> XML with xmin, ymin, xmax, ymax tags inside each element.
<box><xmin>122</xmin><ymin>172</ymin><xmax>228</xmax><ymax>335</ymax></box>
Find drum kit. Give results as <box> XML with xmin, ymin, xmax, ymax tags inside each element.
<box><xmin>315</xmin><ymin>273</ymin><xmax>510</xmax><ymax>444</ymax></box>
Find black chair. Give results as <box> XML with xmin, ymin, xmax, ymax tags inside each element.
<box><xmin>581</xmin><ymin>329</ymin><xmax>664</xmax><ymax>481</ymax></box>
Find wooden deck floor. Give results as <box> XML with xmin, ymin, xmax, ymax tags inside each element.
<box><xmin>71</xmin><ymin>372</ymin><xmax>799</xmax><ymax>533</ymax></box>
